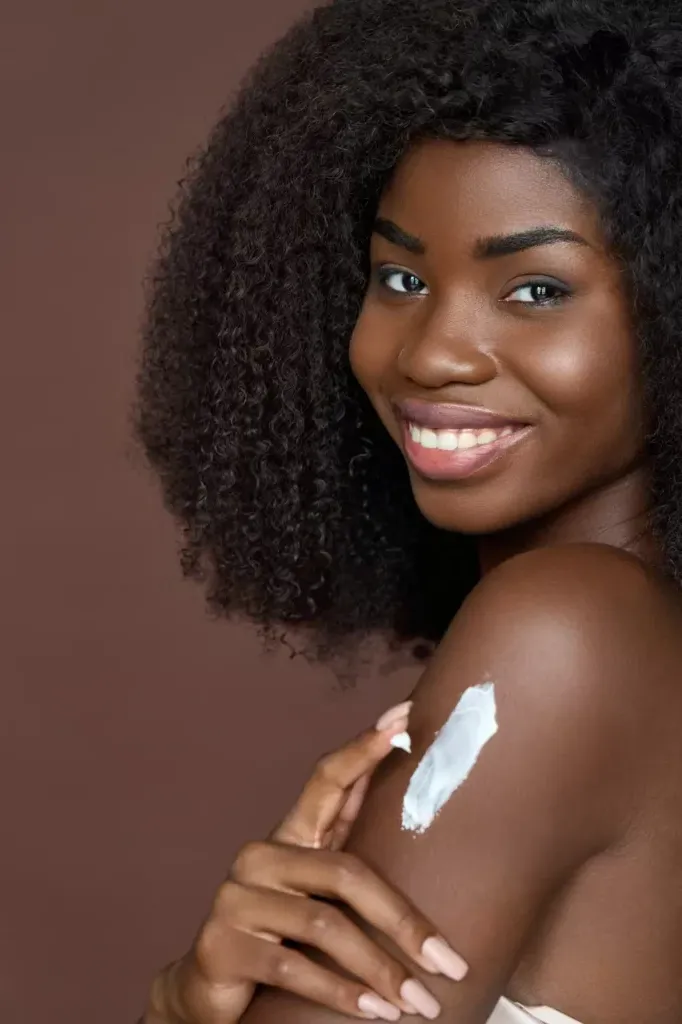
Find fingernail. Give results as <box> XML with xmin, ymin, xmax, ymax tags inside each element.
<box><xmin>399</xmin><ymin>980</ymin><xmax>441</xmax><ymax>1020</ymax></box>
<box><xmin>358</xmin><ymin>992</ymin><xmax>402</xmax><ymax>1021</ymax></box>
<box><xmin>376</xmin><ymin>701</ymin><xmax>413</xmax><ymax>732</ymax></box>
<box><xmin>421</xmin><ymin>936</ymin><xmax>469</xmax><ymax>981</ymax></box>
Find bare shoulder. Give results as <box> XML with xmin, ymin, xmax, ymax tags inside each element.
<box><xmin>408</xmin><ymin>543</ymin><xmax>681</xmax><ymax>840</ymax></box>
<box><xmin>465</xmin><ymin>541</ymin><xmax>675</xmax><ymax>630</ymax></box>
<box><xmin>435</xmin><ymin>542</ymin><xmax>681</xmax><ymax>700</ymax></box>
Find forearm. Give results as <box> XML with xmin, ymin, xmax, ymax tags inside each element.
<box><xmin>240</xmin><ymin>987</ymin><xmax>344</xmax><ymax>1024</ymax></box>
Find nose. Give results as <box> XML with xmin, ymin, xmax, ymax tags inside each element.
<box><xmin>396</xmin><ymin>306</ymin><xmax>497</xmax><ymax>389</ymax></box>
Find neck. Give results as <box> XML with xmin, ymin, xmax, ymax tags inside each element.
<box><xmin>477</xmin><ymin>466</ymin><xmax>660</xmax><ymax>576</ymax></box>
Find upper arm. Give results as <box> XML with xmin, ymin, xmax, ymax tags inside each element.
<box><xmin>246</xmin><ymin>545</ymin><xmax>650</xmax><ymax>1024</ymax></box>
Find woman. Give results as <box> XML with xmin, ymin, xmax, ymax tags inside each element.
<box><xmin>135</xmin><ymin>0</ymin><xmax>682</xmax><ymax>1021</ymax></box>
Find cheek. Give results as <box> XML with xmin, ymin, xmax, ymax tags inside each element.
<box><xmin>348</xmin><ymin>312</ymin><xmax>392</xmax><ymax>390</ymax></box>
<box><xmin>518</xmin><ymin>320</ymin><xmax>639</xmax><ymax>428</ymax></box>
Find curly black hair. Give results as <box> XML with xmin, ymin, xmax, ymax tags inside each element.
<box><xmin>134</xmin><ymin>0</ymin><xmax>682</xmax><ymax>682</ymax></box>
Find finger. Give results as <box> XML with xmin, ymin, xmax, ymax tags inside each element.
<box><xmin>273</xmin><ymin>728</ymin><xmax>397</xmax><ymax>848</ymax></box>
<box><xmin>200</xmin><ymin>924</ymin><xmax>408</xmax><ymax>1022</ymax></box>
<box><xmin>327</xmin><ymin>772</ymin><xmax>372</xmax><ymax>851</ymax></box>
<box><xmin>273</xmin><ymin>705</ymin><xmax>412</xmax><ymax>848</ymax></box>
<box><xmin>210</xmin><ymin>882</ymin><xmax>424</xmax><ymax>1014</ymax></box>
<box><xmin>231</xmin><ymin>844</ymin><xmax>468</xmax><ymax>982</ymax></box>
<box><xmin>338</xmin><ymin>771</ymin><xmax>372</xmax><ymax>827</ymax></box>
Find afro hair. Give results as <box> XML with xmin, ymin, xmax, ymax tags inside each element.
<box><xmin>134</xmin><ymin>0</ymin><xmax>682</xmax><ymax>680</ymax></box>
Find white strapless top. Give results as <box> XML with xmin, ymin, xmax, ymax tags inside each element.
<box><xmin>488</xmin><ymin>997</ymin><xmax>581</xmax><ymax>1023</ymax></box>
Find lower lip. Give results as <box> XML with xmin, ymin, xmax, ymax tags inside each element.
<box><xmin>401</xmin><ymin>422</ymin><xmax>533</xmax><ymax>481</ymax></box>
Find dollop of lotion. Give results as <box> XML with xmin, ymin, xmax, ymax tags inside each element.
<box><xmin>390</xmin><ymin>731</ymin><xmax>412</xmax><ymax>753</ymax></box>
<box><xmin>401</xmin><ymin>682</ymin><xmax>498</xmax><ymax>834</ymax></box>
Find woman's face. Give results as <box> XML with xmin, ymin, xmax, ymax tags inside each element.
<box><xmin>349</xmin><ymin>138</ymin><xmax>644</xmax><ymax>535</ymax></box>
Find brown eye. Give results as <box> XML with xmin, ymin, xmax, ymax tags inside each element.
<box><xmin>505</xmin><ymin>280</ymin><xmax>570</xmax><ymax>306</ymax></box>
<box><xmin>376</xmin><ymin>266</ymin><xmax>429</xmax><ymax>296</ymax></box>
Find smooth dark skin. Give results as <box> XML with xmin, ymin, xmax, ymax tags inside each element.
<box><xmin>236</xmin><ymin>140</ymin><xmax>682</xmax><ymax>1023</ymax></box>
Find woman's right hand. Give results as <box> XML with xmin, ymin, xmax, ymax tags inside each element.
<box><xmin>144</xmin><ymin>701</ymin><xmax>469</xmax><ymax>1024</ymax></box>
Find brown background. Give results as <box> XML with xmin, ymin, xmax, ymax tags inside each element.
<box><xmin>1</xmin><ymin>3</ymin><xmax>418</xmax><ymax>1021</ymax></box>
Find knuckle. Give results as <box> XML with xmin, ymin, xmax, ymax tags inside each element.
<box><xmin>331</xmin><ymin>976</ymin><xmax>360</xmax><ymax>1012</ymax></box>
<box><xmin>373</xmin><ymin>957</ymin><xmax>404</xmax><ymax>994</ymax></box>
<box><xmin>231</xmin><ymin>840</ymin><xmax>270</xmax><ymax>881</ymax></box>
<box><xmin>332</xmin><ymin>851</ymin><xmax>365</xmax><ymax>891</ymax></box>
<box><xmin>313</xmin><ymin>751</ymin><xmax>336</xmax><ymax>782</ymax></box>
<box><xmin>392</xmin><ymin>904</ymin><xmax>421</xmax><ymax>945</ymax></box>
<box><xmin>194</xmin><ymin>917</ymin><xmax>227</xmax><ymax>972</ymax></box>
<box><xmin>266</xmin><ymin>949</ymin><xmax>296</xmax><ymax>986</ymax></box>
<box><xmin>305</xmin><ymin>902</ymin><xmax>342</xmax><ymax>939</ymax></box>
<box><xmin>214</xmin><ymin>880</ymin><xmax>244</xmax><ymax>919</ymax></box>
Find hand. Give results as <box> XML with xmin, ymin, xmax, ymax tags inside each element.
<box><xmin>146</xmin><ymin>701</ymin><xmax>468</xmax><ymax>1023</ymax></box>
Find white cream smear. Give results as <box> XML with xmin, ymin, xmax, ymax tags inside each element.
<box><xmin>401</xmin><ymin>682</ymin><xmax>498</xmax><ymax>834</ymax></box>
<box><xmin>390</xmin><ymin>731</ymin><xmax>412</xmax><ymax>753</ymax></box>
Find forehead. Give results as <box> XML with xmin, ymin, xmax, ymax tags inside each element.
<box><xmin>376</xmin><ymin>138</ymin><xmax>601</xmax><ymax>250</ymax></box>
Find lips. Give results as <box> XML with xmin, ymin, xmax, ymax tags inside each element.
<box><xmin>401</xmin><ymin>421</ymin><xmax>532</xmax><ymax>481</ymax></box>
<box><xmin>394</xmin><ymin>397</ymin><xmax>528</xmax><ymax>430</ymax></box>
<box><xmin>392</xmin><ymin>399</ymin><xmax>533</xmax><ymax>482</ymax></box>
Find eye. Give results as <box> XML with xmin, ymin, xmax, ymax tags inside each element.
<box><xmin>375</xmin><ymin>265</ymin><xmax>429</xmax><ymax>296</ymax></box>
<box><xmin>504</xmin><ymin>280</ymin><xmax>571</xmax><ymax>307</ymax></box>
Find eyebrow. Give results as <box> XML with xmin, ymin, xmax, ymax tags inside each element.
<box><xmin>372</xmin><ymin>217</ymin><xmax>590</xmax><ymax>258</ymax></box>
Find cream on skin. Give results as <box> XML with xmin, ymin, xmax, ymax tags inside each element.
<box><xmin>398</xmin><ymin>682</ymin><xmax>499</xmax><ymax>834</ymax></box>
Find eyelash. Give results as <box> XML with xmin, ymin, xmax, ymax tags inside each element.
<box><xmin>373</xmin><ymin>266</ymin><xmax>572</xmax><ymax>307</ymax></box>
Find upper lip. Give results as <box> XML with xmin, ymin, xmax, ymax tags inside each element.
<box><xmin>394</xmin><ymin>398</ymin><xmax>529</xmax><ymax>430</ymax></box>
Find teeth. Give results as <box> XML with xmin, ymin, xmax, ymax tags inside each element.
<box><xmin>408</xmin><ymin>423</ymin><xmax>517</xmax><ymax>451</ymax></box>
<box><xmin>418</xmin><ymin>428</ymin><xmax>439</xmax><ymax>449</ymax></box>
<box><xmin>477</xmin><ymin>429</ymin><xmax>498</xmax><ymax>445</ymax></box>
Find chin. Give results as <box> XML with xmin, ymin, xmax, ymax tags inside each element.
<box><xmin>412</xmin><ymin>498</ymin><xmax>508</xmax><ymax>535</ymax></box>
<box><xmin>409</xmin><ymin>482</ymin><xmax>546</xmax><ymax>537</ymax></box>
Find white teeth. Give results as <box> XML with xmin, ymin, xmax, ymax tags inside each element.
<box><xmin>438</xmin><ymin>431</ymin><xmax>459</xmax><ymax>450</ymax></box>
<box><xmin>408</xmin><ymin>422</ymin><xmax>517</xmax><ymax>451</ymax></box>
<box><xmin>477</xmin><ymin>429</ymin><xmax>498</xmax><ymax>445</ymax></box>
<box><xmin>419</xmin><ymin>427</ymin><xmax>439</xmax><ymax>449</ymax></box>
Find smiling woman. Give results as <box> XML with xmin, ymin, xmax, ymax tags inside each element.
<box><xmin>134</xmin><ymin>1</ymin><xmax>682</xmax><ymax>1022</ymax></box>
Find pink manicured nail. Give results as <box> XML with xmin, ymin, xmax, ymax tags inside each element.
<box><xmin>358</xmin><ymin>992</ymin><xmax>401</xmax><ymax>1021</ymax></box>
<box><xmin>421</xmin><ymin>936</ymin><xmax>469</xmax><ymax>981</ymax></box>
<box><xmin>399</xmin><ymin>980</ymin><xmax>441</xmax><ymax>1020</ymax></box>
<box><xmin>375</xmin><ymin>701</ymin><xmax>413</xmax><ymax>731</ymax></box>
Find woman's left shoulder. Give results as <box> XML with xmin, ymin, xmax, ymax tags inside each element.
<box><xmin>465</xmin><ymin>542</ymin><xmax>674</xmax><ymax>634</ymax></box>
<box><xmin>402</xmin><ymin>543</ymin><xmax>669</xmax><ymax>871</ymax></box>
<box><xmin>431</xmin><ymin>543</ymin><xmax>680</xmax><ymax>717</ymax></box>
